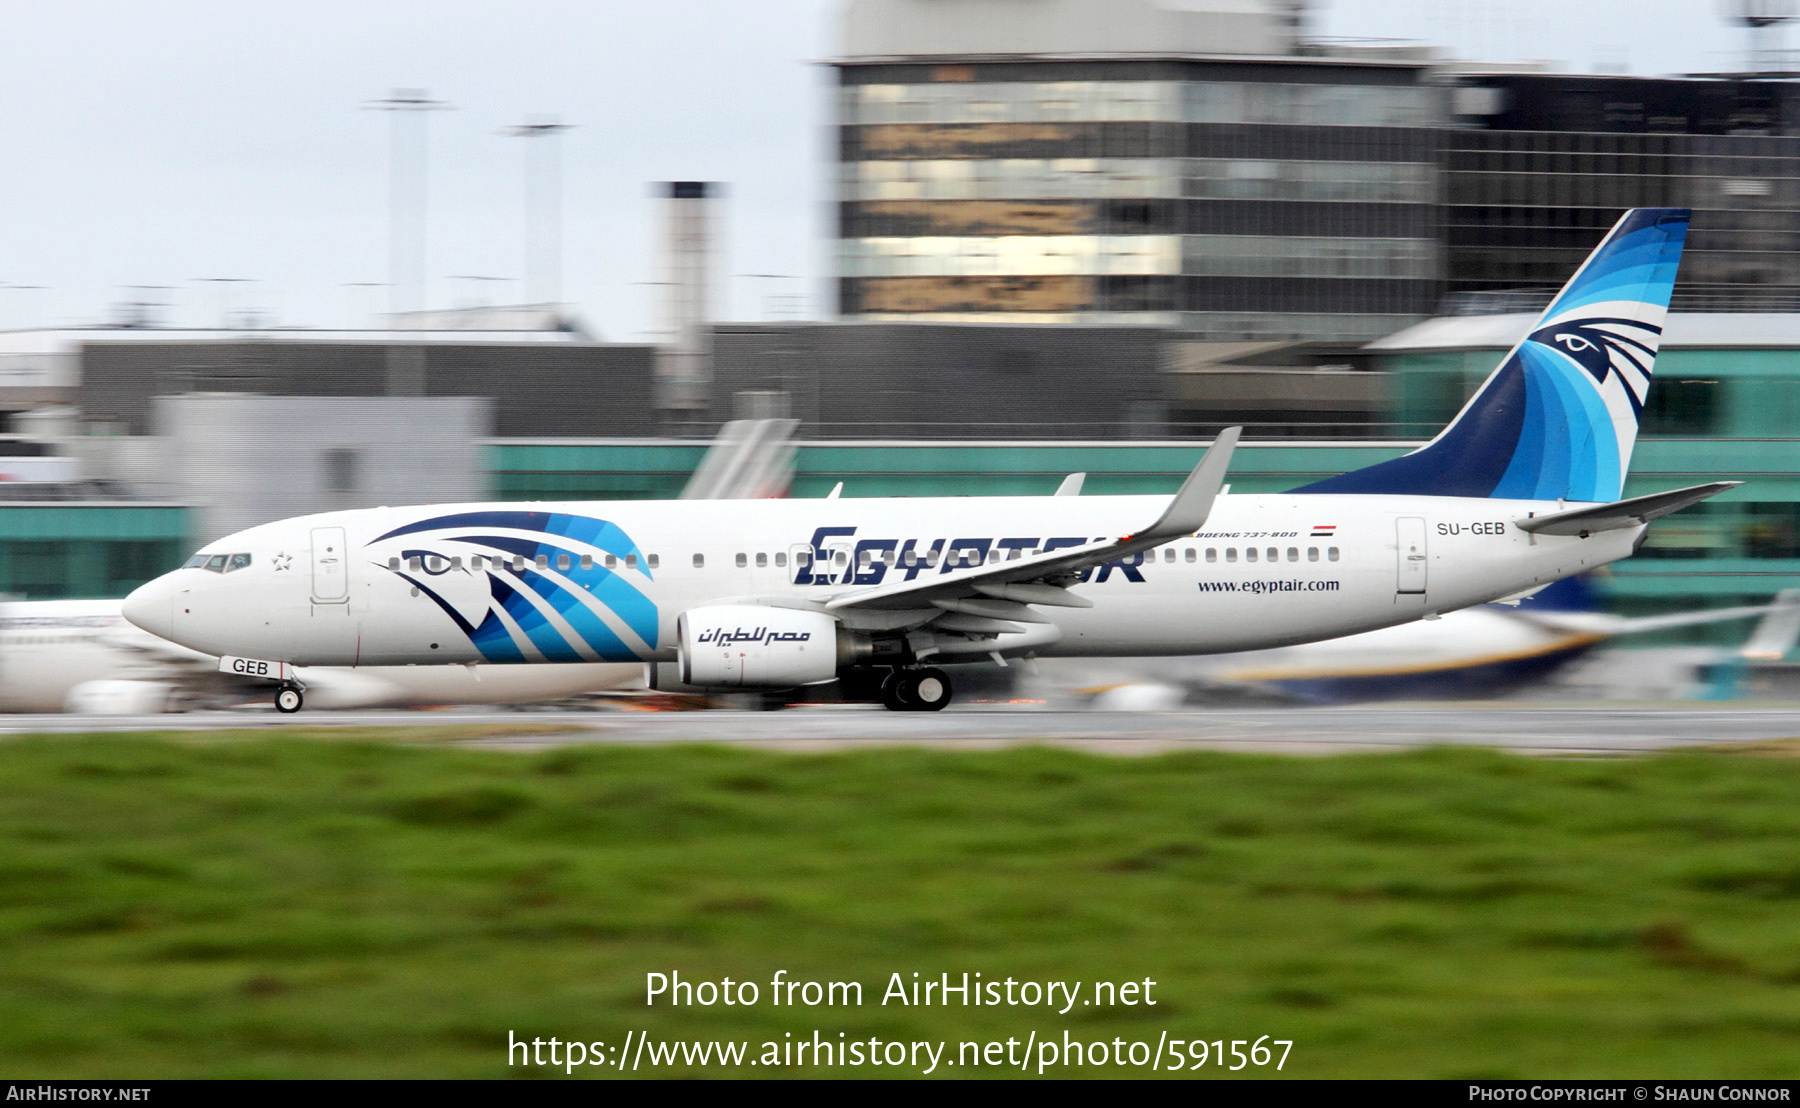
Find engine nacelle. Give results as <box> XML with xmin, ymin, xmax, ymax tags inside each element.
<box><xmin>678</xmin><ymin>605</ymin><xmax>841</xmax><ymax>688</ymax></box>
<box><xmin>63</xmin><ymin>680</ymin><xmax>179</xmax><ymax>715</ymax></box>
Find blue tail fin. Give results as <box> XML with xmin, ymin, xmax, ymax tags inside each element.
<box><xmin>1295</xmin><ymin>207</ymin><xmax>1690</xmax><ymax>501</ymax></box>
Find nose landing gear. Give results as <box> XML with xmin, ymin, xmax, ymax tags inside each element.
<box><xmin>880</xmin><ymin>667</ymin><xmax>952</xmax><ymax>712</ymax></box>
<box><xmin>274</xmin><ymin>683</ymin><xmax>305</xmax><ymax>714</ymax></box>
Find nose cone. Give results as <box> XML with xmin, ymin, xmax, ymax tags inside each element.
<box><xmin>122</xmin><ymin>574</ymin><xmax>176</xmax><ymax>641</ymax></box>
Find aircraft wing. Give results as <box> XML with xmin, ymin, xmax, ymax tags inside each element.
<box><xmin>680</xmin><ymin>418</ymin><xmax>798</xmax><ymax>500</ymax></box>
<box><xmin>1524</xmin><ymin>589</ymin><xmax>1800</xmax><ymax>650</ymax></box>
<box><xmin>824</xmin><ymin>428</ymin><xmax>1239</xmax><ymax>620</ymax></box>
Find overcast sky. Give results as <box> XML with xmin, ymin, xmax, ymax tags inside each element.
<box><xmin>0</xmin><ymin>1</ymin><xmax>1754</xmax><ymax>339</ymax></box>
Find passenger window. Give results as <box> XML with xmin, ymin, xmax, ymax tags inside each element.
<box><xmin>1308</xmin><ymin>547</ymin><xmax>1319</xmax><ymax>562</ymax></box>
<box><xmin>1205</xmin><ymin>548</ymin><xmax>1217</xmax><ymax>563</ymax></box>
<box><xmin>556</xmin><ymin>554</ymin><xmax>570</xmax><ymax>571</ymax></box>
<box><xmin>1225</xmin><ymin>548</ymin><xmax>1237</xmax><ymax>563</ymax></box>
<box><xmin>205</xmin><ymin>555</ymin><xmax>228</xmax><ymax>572</ymax></box>
<box><xmin>469</xmin><ymin>555</ymin><xmax>482</xmax><ymax>570</ymax></box>
<box><xmin>775</xmin><ymin>552</ymin><xmax>787</xmax><ymax>568</ymax></box>
<box><xmin>625</xmin><ymin>554</ymin><xmax>637</xmax><ymax>569</ymax></box>
<box><xmin>757</xmin><ymin>552</ymin><xmax>769</xmax><ymax>568</ymax></box>
<box><xmin>408</xmin><ymin>556</ymin><xmax>423</xmax><ymax>571</ymax></box>
<box><xmin>1328</xmin><ymin>547</ymin><xmax>1340</xmax><ymax>561</ymax></box>
<box><xmin>1163</xmin><ymin>549</ymin><xmax>1174</xmax><ymax>563</ymax></box>
<box><xmin>833</xmin><ymin>550</ymin><xmax>848</xmax><ymax>568</ymax></box>
<box><xmin>227</xmin><ymin>553</ymin><xmax>252</xmax><ymax>572</ymax></box>
<box><xmin>448</xmin><ymin>556</ymin><xmax>461</xmax><ymax>570</ymax></box>
<box><xmin>389</xmin><ymin>556</ymin><xmax>401</xmax><ymax>571</ymax></box>
<box><xmin>647</xmin><ymin>554</ymin><xmax>659</xmax><ymax>570</ymax></box>
<box><xmin>736</xmin><ymin>552</ymin><xmax>747</xmax><ymax>568</ymax></box>
<box><xmin>903</xmin><ymin>550</ymin><xmax>918</xmax><ymax>567</ymax></box>
<box><xmin>605</xmin><ymin>554</ymin><xmax>617</xmax><ymax>569</ymax></box>
<box><xmin>857</xmin><ymin>551</ymin><xmax>870</xmax><ymax>569</ymax></box>
<box><xmin>580</xmin><ymin>554</ymin><xmax>592</xmax><ymax>571</ymax></box>
<box><xmin>796</xmin><ymin>550</ymin><xmax>812</xmax><ymax>568</ymax></box>
<box><xmin>513</xmin><ymin>555</ymin><xmax>526</xmax><ymax>572</ymax></box>
<box><xmin>1267</xmin><ymin>547</ymin><xmax>1278</xmax><ymax>562</ymax></box>
<box><xmin>535</xmin><ymin>555</ymin><xmax>548</xmax><ymax>570</ymax></box>
<box><xmin>925</xmin><ymin>550</ymin><xmax>938</xmax><ymax>567</ymax></box>
<box><xmin>1185</xmin><ymin>548</ymin><xmax>1196</xmax><ymax>563</ymax></box>
<box><xmin>693</xmin><ymin>553</ymin><xmax>705</xmax><ymax>568</ymax></box>
<box><xmin>1287</xmin><ymin>548</ymin><xmax>1298</xmax><ymax>562</ymax></box>
<box><xmin>1245</xmin><ymin>548</ymin><xmax>1258</xmax><ymax>563</ymax></box>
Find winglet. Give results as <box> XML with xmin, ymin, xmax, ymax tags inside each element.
<box><xmin>1131</xmin><ymin>427</ymin><xmax>1239</xmax><ymax>543</ymax></box>
<box><xmin>1054</xmin><ymin>473</ymin><xmax>1085</xmax><ymax>497</ymax></box>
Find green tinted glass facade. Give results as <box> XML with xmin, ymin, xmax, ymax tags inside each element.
<box><xmin>0</xmin><ymin>506</ymin><xmax>191</xmax><ymax>600</ymax></box>
<box><xmin>1382</xmin><ymin>345</ymin><xmax>1800</xmax><ymax>641</ymax></box>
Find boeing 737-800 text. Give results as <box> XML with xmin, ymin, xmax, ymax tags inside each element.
<box><xmin>124</xmin><ymin>209</ymin><xmax>1724</xmax><ymax>712</ymax></box>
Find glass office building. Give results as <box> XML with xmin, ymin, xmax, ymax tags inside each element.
<box><xmin>1443</xmin><ymin>72</ymin><xmax>1800</xmax><ymax>312</ymax></box>
<box><xmin>834</xmin><ymin>60</ymin><xmax>1445</xmax><ymax>340</ymax></box>
<box><xmin>830</xmin><ymin>0</ymin><xmax>1446</xmax><ymax>341</ymax></box>
<box><xmin>832</xmin><ymin>1</ymin><xmax>1800</xmax><ymax>340</ymax></box>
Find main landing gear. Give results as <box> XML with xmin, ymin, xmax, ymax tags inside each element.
<box><xmin>880</xmin><ymin>667</ymin><xmax>953</xmax><ymax>712</ymax></box>
<box><xmin>274</xmin><ymin>683</ymin><xmax>305</xmax><ymax>714</ymax></box>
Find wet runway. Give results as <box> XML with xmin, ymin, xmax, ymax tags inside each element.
<box><xmin>4</xmin><ymin>702</ymin><xmax>1800</xmax><ymax>755</ymax></box>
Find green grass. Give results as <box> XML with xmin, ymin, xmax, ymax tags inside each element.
<box><xmin>4</xmin><ymin>733</ymin><xmax>1800</xmax><ymax>1077</ymax></box>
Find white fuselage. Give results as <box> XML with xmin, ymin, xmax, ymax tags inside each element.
<box><xmin>123</xmin><ymin>492</ymin><xmax>1640</xmax><ymax>669</ymax></box>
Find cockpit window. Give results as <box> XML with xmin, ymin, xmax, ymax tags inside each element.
<box><xmin>204</xmin><ymin>555</ymin><xmax>228</xmax><ymax>573</ymax></box>
<box><xmin>184</xmin><ymin>554</ymin><xmax>208</xmax><ymax>568</ymax></box>
<box><xmin>227</xmin><ymin>553</ymin><xmax>252</xmax><ymax>572</ymax></box>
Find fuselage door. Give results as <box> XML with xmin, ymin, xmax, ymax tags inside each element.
<box><xmin>788</xmin><ymin>544</ymin><xmax>815</xmax><ymax>585</ymax></box>
<box><xmin>1395</xmin><ymin>516</ymin><xmax>1427</xmax><ymax>594</ymax></box>
<box><xmin>310</xmin><ymin>526</ymin><xmax>349</xmax><ymax>603</ymax></box>
<box><xmin>822</xmin><ymin>542</ymin><xmax>855</xmax><ymax>586</ymax></box>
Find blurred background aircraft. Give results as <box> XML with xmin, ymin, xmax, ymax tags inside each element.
<box><xmin>1038</xmin><ymin>581</ymin><xmax>1800</xmax><ymax>710</ymax></box>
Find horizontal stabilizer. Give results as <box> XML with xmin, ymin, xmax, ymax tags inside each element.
<box><xmin>1515</xmin><ymin>481</ymin><xmax>1740</xmax><ymax>537</ymax></box>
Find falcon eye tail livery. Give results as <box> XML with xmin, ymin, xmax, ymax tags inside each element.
<box><xmin>124</xmin><ymin>210</ymin><xmax>1733</xmax><ymax>713</ymax></box>
<box><xmin>1296</xmin><ymin>208</ymin><xmax>1689</xmax><ymax>502</ymax></box>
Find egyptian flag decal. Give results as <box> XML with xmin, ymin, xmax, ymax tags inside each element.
<box><xmin>1310</xmin><ymin>524</ymin><xmax>1336</xmax><ymax>538</ymax></box>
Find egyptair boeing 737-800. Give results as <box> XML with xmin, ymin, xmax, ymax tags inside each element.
<box><xmin>124</xmin><ymin>208</ymin><xmax>1726</xmax><ymax>713</ymax></box>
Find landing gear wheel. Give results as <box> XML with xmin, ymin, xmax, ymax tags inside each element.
<box><xmin>880</xmin><ymin>671</ymin><xmax>912</xmax><ymax>712</ymax></box>
<box><xmin>274</xmin><ymin>685</ymin><xmax>304</xmax><ymax>714</ymax></box>
<box><xmin>905</xmin><ymin>667</ymin><xmax>952</xmax><ymax>712</ymax></box>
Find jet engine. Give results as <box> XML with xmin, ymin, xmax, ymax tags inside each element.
<box><xmin>677</xmin><ymin>606</ymin><xmax>844</xmax><ymax>687</ymax></box>
<box><xmin>63</xmin><ymin>680</ymin><xmax>180</xmax><ymax>715</ymax></box>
